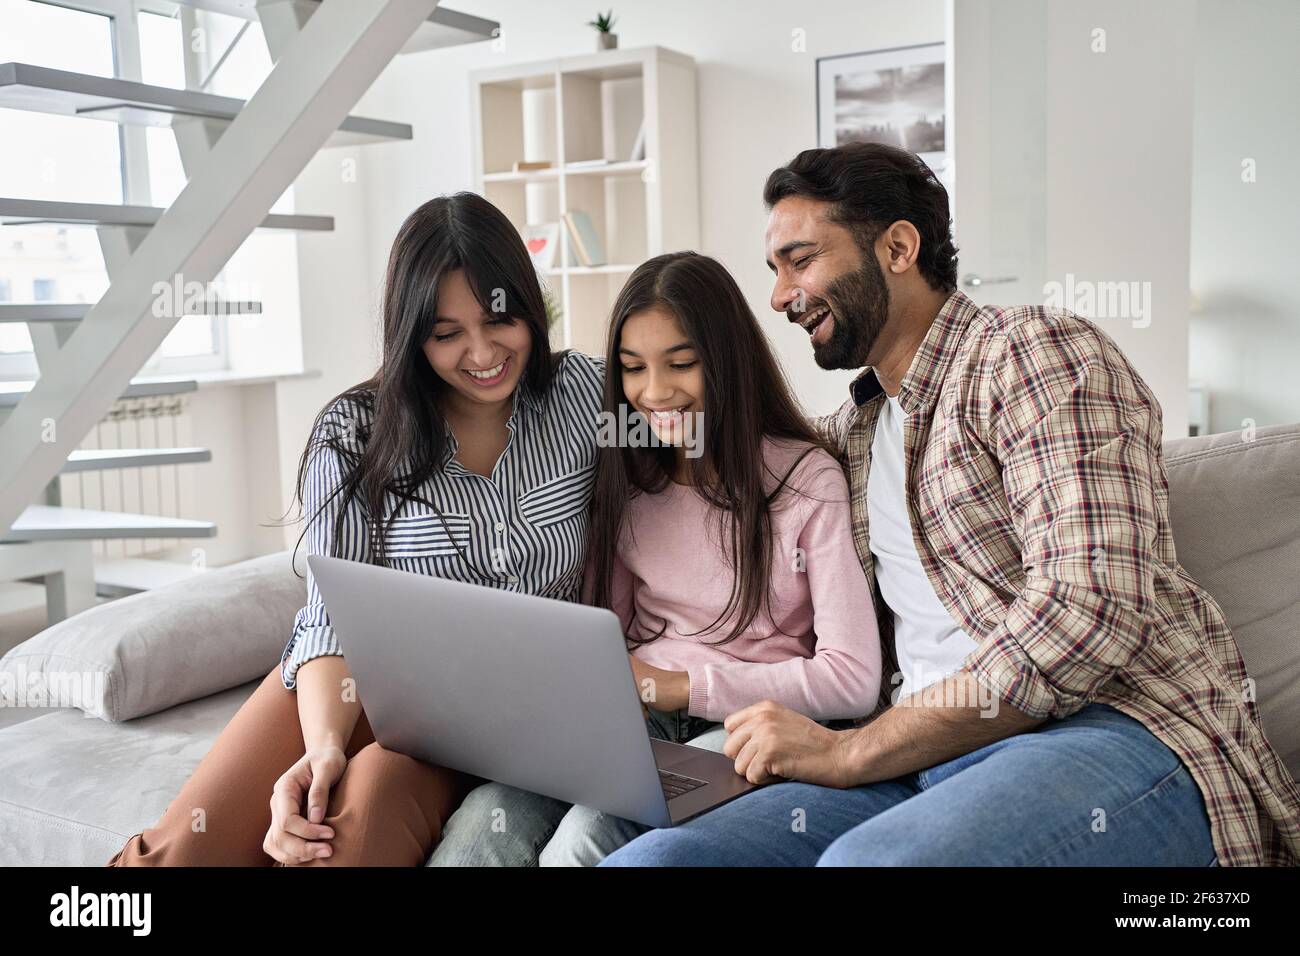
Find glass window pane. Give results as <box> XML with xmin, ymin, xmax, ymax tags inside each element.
<box><xmin>139</xmin><ymin>10</ymin><xmax>186</xmax><ymax>90</ymax></box>
<box><xmin>0</xmin><ymin>224</ymin><xmax>109</xmax><ymax>352</ymax></box>
<box><xmin>145</xmin><ymin>127</ymin><xmax>187</xmax><ymax>207</ymax></box>
<box><xmin>0</xmin><ymin>111</ymin><xmax>124</xmax><ymax>204</ymax></box>
<box><xmin>0</xmin><ymin>327</ymin><xmax>32</xmax><ymax>356</ymax></box>
<box><xmin>140</xmin><ymin>13</ymin><xmax>190</xmax><ymax>206</ymax></box>
<box><xmin>0</xmin><ymin>1</ymin><xmax>122</xmax><ymax>203</ymax></box>
<box><xmin>0</xmin><ymin>0</ymin><xmax>115</xmax><ymax>76</ymax></box>
<box><xmin>196</xmin><ymin>12</ymin><xmax>273</xmax><ymax>100</ymax></box>
<box><xmin>0</xmin><ymin>2</ymin><xmax>118</xmax><ymax>372</ymax></box>
<box><xmin>157</xmin><ymin>316</ymin><xmax>216</xmax><ymax>358</ymax></box>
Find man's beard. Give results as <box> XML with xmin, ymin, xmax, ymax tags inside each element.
<box><xmin>808</xmin><ymin>249</ymin><xmax>891</xmax><ymax>371</ymax></box>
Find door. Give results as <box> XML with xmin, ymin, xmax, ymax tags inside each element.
<box><xmin>947</xmin><ymin>0</ymin><xmax>1048</xmax><ymax>309</ymax></box>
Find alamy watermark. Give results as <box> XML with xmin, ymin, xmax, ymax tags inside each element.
<box><xmin>49</xmin><ymin>886</ymin><xmax>150</xmax><ymax>936</ymax></box>
<box><xmin>889</xmin><ymin>667</ymin><xmax>1002</xmax><ymax>718</ymax></box>
<box><xmin>151</xmin><ymin>273</ymin><xmax>261</xmax><ymax>318</ymax></box>
<box><xmin>1043</xmin><ymin>273</ymin><xmax>1152</xmax><ymax>328</ymax></box>
<box><xmin>0</xmin><ymin>668</ymin><xmax>107</xmax><ymax>712</ymax></box>
<box><xmin>595</xmin><ymin>403</ymin><xmax>705</xmax><ymax>459</ymax></box>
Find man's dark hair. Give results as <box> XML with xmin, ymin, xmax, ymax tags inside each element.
<box><xmin>763</xmin><ymin>142</ymin><xmax>959</xmax><ymax>294</ymax></box>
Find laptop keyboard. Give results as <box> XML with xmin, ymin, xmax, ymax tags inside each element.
<box><xmin>659</xmin><ymin>768</ymin><xmax>708</xmax><ymax>800</ymax></box>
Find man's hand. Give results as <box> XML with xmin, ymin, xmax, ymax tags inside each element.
<box><xmin>723</xmin><ymin>700</ymin><xmax>854</xmax><ymax>787</ymax></box>
<box><xmin>720</xmin><ymin>675</ymin><xmax>1046</xmax><ymax>792</ymax></box>
<box><xmin>629</xmin><ymin>654</ymin><xmax>690</xmax><ymax>712</ymax></box>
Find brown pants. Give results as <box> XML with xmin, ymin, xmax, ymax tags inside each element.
<box><xmin>106</xmin><ymin>666</ymin><xmax>475</xmax><ymax>866</ymax></box>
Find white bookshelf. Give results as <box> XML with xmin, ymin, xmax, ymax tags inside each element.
<box><xmin>470</xmin><ymin>46</ymin><xmax>700</xmax><ymax>356</ymax></box>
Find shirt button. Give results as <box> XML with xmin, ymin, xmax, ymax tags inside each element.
<box><xmin>495</xmin><ymin>522</ymin><xmax>505</xmax><ymax>533</ymax></box>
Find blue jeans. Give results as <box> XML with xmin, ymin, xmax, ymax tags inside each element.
<box><xmin>601</xmin><ymin>703</ymin><xmax>1218</xmax><ymax>866</ymax></box>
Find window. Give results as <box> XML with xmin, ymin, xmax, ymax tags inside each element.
<box><xmin>0</xmin><ymin>0</ymin><xmax>118</xmax><ymax>377</ymax></box>
<box><xmin>134</xmin><ymin>9</ymin><xmax>222</xmax><ymax>373</ymax></box>
<box><xmin>0</xmin><ymin>0</ymin><xmax>300</xmax><ymax>381</ymax></box>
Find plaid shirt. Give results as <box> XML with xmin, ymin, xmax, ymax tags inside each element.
<box><xmin>819</xmin><ymin>289</ymin><xmax>1300</xmax><ymax>867</ymax></box>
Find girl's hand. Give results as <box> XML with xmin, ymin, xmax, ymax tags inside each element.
<box><xmin>263</xmin><ymin>745</ymin><xmax>345</xmax><ymax>864</ymax></box>
<box><xmin>629</xmin><ymin>654</ymin><xmax>691</xmax><ymax>712</ymax></box>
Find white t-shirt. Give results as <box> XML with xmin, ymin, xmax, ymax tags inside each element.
<box><xmin>867</xmin><ymin>394</ymin><xmax>978</xmax><ymax>701</ymax></box>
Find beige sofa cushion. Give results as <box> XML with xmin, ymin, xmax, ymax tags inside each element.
<box><xmin>0</xmin><ymin>680</ymin><xmax>256</xmax><ymax>865</ymax></box>
<box><xmin>0</xmin><ymin>550</ymin><xmax>304</xmax><ymax>723</ymax></box>
<box><xmin>1163</xmin><ymin>423</ymin><xmax>1300</xmax><ymax>780</ymax></box>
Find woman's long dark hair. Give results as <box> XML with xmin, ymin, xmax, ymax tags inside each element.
<box><xmin>291</xmin><ymin>192</ymin><xmax>557</xmax><ymax>567</ymax></box>
<box><xmin>588</xmin><ymin>251</ymin><xmax>834</xmax><ymax>646</ymax></box>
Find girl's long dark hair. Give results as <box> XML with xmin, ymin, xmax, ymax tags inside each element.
<box><xmin>588</xmin><ymin>251</ymin><xmax>834</xmax><ymax>646</ymax></box>
<box><xmin>291</xmin><ymin>192</ymin><xmax>557</xmax><ymax>567</ymax></box>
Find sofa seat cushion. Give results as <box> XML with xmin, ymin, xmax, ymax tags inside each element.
<box><xmin>0</xmin><ymin>680</ymin><xmax>255</xmax><ymax>866</ymax></box>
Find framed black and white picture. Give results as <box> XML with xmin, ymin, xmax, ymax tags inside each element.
<box><xmin>816</xmin><ymin>42</ymin><xmax>947</xmax><ymax>173</ymax></box>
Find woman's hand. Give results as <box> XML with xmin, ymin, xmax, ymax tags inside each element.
<box><xmin>263</xmin><ymin>744</ymin><xmax>346</xmax><ymax>864</ymax></box>
<box><xmin>629</xmin><ymin>654</ymin><xmax>691</xmax><ymax>712</ymax></box>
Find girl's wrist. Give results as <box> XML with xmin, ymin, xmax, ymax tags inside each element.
<box><xmin>671</xmin><ymin>670</ymin><xmax>691</xmax><ymax>711</ymax></box>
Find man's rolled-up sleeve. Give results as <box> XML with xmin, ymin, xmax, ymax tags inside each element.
<box><xmin>962</xmin><ymin>315</ymin><xmax>1164</xmax><ymax>720</ymax></box>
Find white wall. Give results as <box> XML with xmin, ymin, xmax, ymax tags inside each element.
<box><xmin>1189</xmin><ymin>0</ymin><xmax>1300</xmax><ymax>434</ymax></box>
<box><xmin>273</xmin><ymin>144</ymin><xmax>385</xmax><ymax>546</ymax></box>
<box><xmin>336</xmin><ymin>0</ymin><xmax>945</xmax><ymax>413</ymax></box>
<box><xmin>268</xmin><ymin>0</ymin><xmax>1219</xmax><ymax>550</ymax></box>
<box><xmin>263</xmin><ymin>0</ymin><xmax>946</xmax><ymax>542</ymax></box>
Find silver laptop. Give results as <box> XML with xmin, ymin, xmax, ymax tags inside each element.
<box><xmin>307</xmin><ymin>555</ymin><xmax>760</xmax><ymax>828</ymax></box>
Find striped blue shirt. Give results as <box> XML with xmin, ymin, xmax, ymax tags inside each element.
<box><xmin>281</xmin><ymin>351</ymin><xmax>606</xmax><ymax>689</ymax></box>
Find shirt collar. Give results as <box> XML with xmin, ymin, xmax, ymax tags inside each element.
<box><xmin>514</xmin><ymin>373</ymin><xmax>544</xmax><ymax>414</ymax></box>
<box><xmin>850</xmin><ymin>289</ymin><xmax>981</xmax><ymax>413</ymax></box>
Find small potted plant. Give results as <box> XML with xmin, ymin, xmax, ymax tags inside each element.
<box><xmin>588</xmin><ymin>10</ymin><xmax>617</xmax><ymax>51</ymax></box>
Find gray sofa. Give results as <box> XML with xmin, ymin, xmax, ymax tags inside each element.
<box><xmin>2</xmin><ymin>424</ymin><xmax>1298</xmax><ymax>867</ymax></box>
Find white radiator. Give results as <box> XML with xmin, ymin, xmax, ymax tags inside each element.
<box><xmin>57</xmin><ymin>396</ymin><xmax>197</xmax><ymax>558</ymax></box>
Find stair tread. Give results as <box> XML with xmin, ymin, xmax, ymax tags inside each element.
<box><xmin>176</xmin><ymin>2</ymin><xmax>497</xmax><ymax>53</ymax></box>
<box><xmin>0</xmin><ymin>301</ymin><xmax>261</xmax><ymax>322</ymax></box>
<box><xmin>62</xmin><ymin>448</ymin><xmax>212</xmax><ymax>472</ymax></box>
<box><xmin>0</xmin><ymin>303</ymin><xmax>86</xmax><ymax>323</ymax></box>
<box><xmin>0</xmin><ymin>378</ymin><xmax>197</xmax><ymax>408</ymax></box>
<box><xmin>0</xmin><ymin>62</ymin><xmax>411</xmax><ymax>145</ymax></box>
<box><xmin>94</xmin><ymin>557</ymin><xmax>203</xmax><ymax>594</ymax></box>
<box><xmin>0</xmin><ymin>197</ymin><xmax>333</xmax><ymax>231</ymax></box>
<box><xmin>4</xmin><ymin>505</ymin><xmax>217</xmax><ymax>542</ymax></box>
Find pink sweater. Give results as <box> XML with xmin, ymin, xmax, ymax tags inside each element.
<box><xmin>603</xmin><ymin>439</ymin><xmax>882</xmax><ymax>723</ymax></box>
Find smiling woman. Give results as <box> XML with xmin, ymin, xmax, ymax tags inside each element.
<box><xmin>422</xmin><ymin>268</ymin><xmax>533</xmax><ymax>416</ymax></box>
<box><xmin>106</xmin><ymin>192</ymin><xmax>606</xmax><ymax>868</ymax></box>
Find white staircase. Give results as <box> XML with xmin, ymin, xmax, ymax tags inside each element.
<box><xmin>0</xmin><ymin>0</ymin><xmax>497</xmax><ymax>617</ymax></box>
